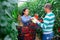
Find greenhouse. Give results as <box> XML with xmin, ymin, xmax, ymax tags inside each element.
<box><xmin>0</xmin><ymin>0</ymin><xmax>60</xmax><ymax>40</ymax></box>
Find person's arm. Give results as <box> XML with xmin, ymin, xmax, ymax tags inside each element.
<box><xmin>37</xmin><ymin>14</ymin><xmax>55</xmax><ymax>29</ymax></box>
<box><xmin>37</xmin><ymin>17</ymin><xmax>49</xmax><ymax>29</ymax></box>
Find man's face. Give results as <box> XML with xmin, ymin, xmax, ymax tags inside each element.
<box><xmin>44</xmin><ymin>8</ymin><xmax>48</xmax><ymax>13</ymax></box>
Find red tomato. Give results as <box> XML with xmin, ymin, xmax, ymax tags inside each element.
<box><xmin>58</xmin><ymin>27</ymin><xmax>60</xmax><ymax>32</ymax></box>
<box><xmin>34</xmin><ymin>14</ymin><xmax>39</xmax><ymax>19</ymax></box>
<box><xmin>22</xmin><ymin>26</ymin><xmax>29</xmax><ymax>34</ymax></box>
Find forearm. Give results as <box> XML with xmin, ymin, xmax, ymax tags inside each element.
<box><xmin>37</xmin><ymin>22</ymin><xmax>44</xmax><ymax>28</ymax></box>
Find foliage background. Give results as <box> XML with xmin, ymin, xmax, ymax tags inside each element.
<box><xmin>0</xmin><ymin>0</ymin><xmax>18</xmax><ymax>40</ymax></box>
<box><xmin>0</xmin><ymin>0</ymin><xmax>60</xmax><ymax>40</ymax></box>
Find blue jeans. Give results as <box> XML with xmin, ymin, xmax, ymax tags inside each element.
<box><xmin>42</xmin><ymin>32</ymin><xmax>54</xmax><ymax>40</ymax></box>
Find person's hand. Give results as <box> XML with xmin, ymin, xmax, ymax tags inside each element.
<box><xmin>39</xmin><ymin>18</ymin><xmax>43</xmax><ymax>23</ymax></box>
<box><xmin>30</xmin><ymin>17</ymin><xmax>36</xmax><ymax>23</ymax></box>
<box><xmin>31</xmin><ymin>17</ymin><xmax>39</xmax><ymax>23</ymax></box>
<box><xmin>36</xmin><ymin>20</ymin><xmax>40</xmax><ymax>24</ymax></box>
<box><xmin>30</xmin><ymin>18</ymin><xmax>34</xmax><ymax>20</ymax></box>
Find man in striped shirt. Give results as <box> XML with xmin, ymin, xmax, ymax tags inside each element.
<box><xmin>36</xmin><ymin>3</ymin><xmax>55</xmax><ymax>40</ymax></box>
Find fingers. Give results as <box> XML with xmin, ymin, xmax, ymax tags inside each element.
<box><xmin>30</xmin><ymin>18</ymin><xmax>34</xmax><ymax>20</ymax></box>
<box><xmin>31</xmin><ymin>17</ymin><xmax>38</xmax><ymax>23</ymax></box>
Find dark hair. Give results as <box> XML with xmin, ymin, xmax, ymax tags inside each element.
<box><xmin>22</xmin><ymin>8</ymin><xmax>28</xmax><ymax>16</ymax></box>
<box><xmin>44</xmin><ymin>3</ymin><xmax>52</xmax><ymax>10</ymax></box>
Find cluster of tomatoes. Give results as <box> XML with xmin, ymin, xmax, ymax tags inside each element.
<box><xmin>58</xmin><ymin>27</ymin><xmax>60</xmax><ymax>33</ymax></box>
<box><xmin>18</xmin><ymin>22</ymin><xmax>37</xmax><ymax>40</ymax></box>
<box><xmin>34</xmin><ymin>14</ymin><xmax>43</xmax><ymax>23</ymax></box>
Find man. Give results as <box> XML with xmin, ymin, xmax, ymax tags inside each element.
<box><xmin>33</xmin><ymin>3</ymin><xmax>55</xmax><ymax>40</ymax></box>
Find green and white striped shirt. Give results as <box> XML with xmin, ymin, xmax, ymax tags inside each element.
<box><xmin>38</xmin><ymin>12</ymin><xmax>55</xmax><ymax>34</ymax></box>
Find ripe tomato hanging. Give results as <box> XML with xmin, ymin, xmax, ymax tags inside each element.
<box><xmin>34</xmin><ymin>14</ymin><xmax>39</xmax><ymax>19</ymax></box>
<box><xmin>58</xmin><ymin>27</ymin><xmax>60</xmax><ymax>32</ymax></box>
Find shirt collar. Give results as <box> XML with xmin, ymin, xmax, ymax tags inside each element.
<box><xmin>47</xmin><ymin>12</ymin><xmax>52</xmax><ymax>15</ymax></box>
<box><xmin>23</xmin><ymin>15</ymin><xmax>28</xmax><ymax>17</ymax></box>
